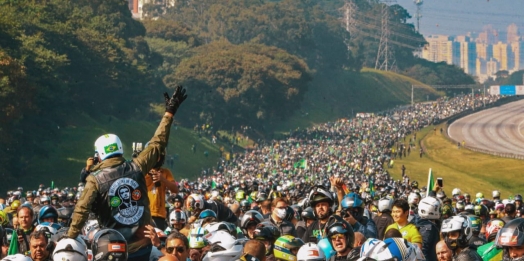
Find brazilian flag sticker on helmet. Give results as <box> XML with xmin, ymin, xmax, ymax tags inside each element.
<box><xmin>104</xmin><ymin>143</ymin><xmax>119</xmax><ymax>154</ymax></box>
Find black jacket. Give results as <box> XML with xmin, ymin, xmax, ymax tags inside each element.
<box><xmin>415</xmin><ymin>218</ymin><xmax>440</xmax><ymax>261</ymax></box>
<box><xmin>373</xmin><ymin>212</ymin><xmax>394</xmax><ymax>239</ymax></box>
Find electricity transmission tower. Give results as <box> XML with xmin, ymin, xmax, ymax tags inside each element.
<box><xmin>414</xmin><ymin>0</ymin><xmax>423</xmax><ymax>32</ymax></box>
<box><xmin>374</xmin><ymin>0</ymin><xmax>397</xmax><ymax>71</ymax></box>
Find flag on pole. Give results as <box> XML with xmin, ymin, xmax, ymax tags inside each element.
<box><xmin>426</xmin><ymin>168</ymin><xmax>434</xmax><ymax>197</ymax></box>
<box><xmin>294</xmin><ymin>159</ymin><xmax>307</xmax><ymax>169</ymax></box>
<box><xmin>51</xmin><ymin>181</ymin><xmax>54</xmax><ymax>190</ymax></box>
<box><xmin>8</xmin><ymin>230</ymin><xmax>19</xmax><ymax>255</ymax></box>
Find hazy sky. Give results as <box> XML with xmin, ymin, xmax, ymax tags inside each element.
<box><xmin>395</xmin><ymin>0</ymin><xmax>524</xmax><ymax>37</ymax></box>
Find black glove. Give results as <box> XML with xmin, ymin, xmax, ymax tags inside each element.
<box><xmin>164</xmin><ymin>85</ymin><xmax>187</xmax><ymax>115</ymax></box>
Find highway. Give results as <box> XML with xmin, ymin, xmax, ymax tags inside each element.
<box><xmin>448</xmin><ymin>99</ymin><xmax>524</xmax><ymax>156</ymax></box>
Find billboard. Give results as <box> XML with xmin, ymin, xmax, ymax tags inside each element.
<box><xmin>490</xmin><ymin>85</ymin><xmax>524</xmax><ymax>95</ymax></box>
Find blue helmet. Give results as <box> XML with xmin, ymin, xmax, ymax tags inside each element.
<box><xmin>38</xmin><ymin>205</ymin><xmax>58</xmax><ymax>224</ymax></box>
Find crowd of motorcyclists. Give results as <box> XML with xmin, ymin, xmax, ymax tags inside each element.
<box><xmin>1</xmin><ymin>90</ymin><xmax>522</xmax><ymax>261</ymax></box>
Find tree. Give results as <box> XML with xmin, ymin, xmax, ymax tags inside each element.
<box><xmin>167</xmin><ymin>40</ymin><xmax>312</xmax><ymax>129</ymax></box>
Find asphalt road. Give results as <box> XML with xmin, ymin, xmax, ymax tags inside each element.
<box><xmin>448</xmin><ymin>99</ymin><xmax>524</xmax><ymax>156</ymax></box>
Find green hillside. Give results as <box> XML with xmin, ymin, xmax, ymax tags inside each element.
<box><xmin>270</xmin><ymin>68</ymin><xmax>442</xmax><ymax>132</ymax></box>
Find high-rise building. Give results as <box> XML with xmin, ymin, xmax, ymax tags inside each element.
<box><xmin>511</xmin><ymin>41</ymin><xmax>524</xmax><ymax>71</ymax></box>
<box><xmin>422</xmin><ymin>35</ymin><xmax>454</xmax><ymax>64</ymax></box>
<box><xmin>487</xmin><ymin>58</ymin><xmax>499</xmax><ymax>76</ymax></box>
<box><xmin>459</xmin><ymin>40</ymin><xmax>477</xmax><ymax>75</ymax></box>
<box><xmin>507</xmin><ymin>23</ymin><xmax>519</xmax><ymax>43</ymax></box>
<box><xmin>493</xmin><ymin>42</ymin><xmax>511</xmax><ymax>71</ymax></box>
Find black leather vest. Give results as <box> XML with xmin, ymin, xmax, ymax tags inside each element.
<box><xmin>92</xmin><ymin>161</ymin><xmax>150</xmax><ymax>239</ymax></box>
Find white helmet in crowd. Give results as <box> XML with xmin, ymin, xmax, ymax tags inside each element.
<box><xmin>452</xmin><ymin>188</ymin><xmax>461</xmax><ymax>197</ymax></box>
<box><xmin>94</xmin><ymin>134</ymin><xmax>124</xmax><ymax>161</ymax></box>
<box><xmin>1</xmin><ymin>254</ymin><xmax>33</xmax><ymax>261</ymax></box>
<box><xmin>408</xmin><ymin>192</ymin><xmax>420</xmax><ymax>205</ymax></box>
<box><xmin>492</xmin><ymin>190</ymin><xmax>501</xmax><ymax>198</ymax></box>
<box><xmin>418</xmin><ymin>196</ymin><xmax>441</xmax><ymax>220</ymax></box>
<box><xmin>202</xmin><ymin>230</ymin><xmax>244</xmax><ymax>261</ymax></box>
<box><xmin>297</xmin><ymin>243</ymin><xmax>326</xmax><ymax>261</ymax></box>
<box><xmin>378</xmin><ymin>198</ymin><xmax>394</xmax><ymax>213</ymax></box>
<box><xmin>53</xmin><ymin>237</ymin><xmax>88</xmax><ymax>261</ymax></box>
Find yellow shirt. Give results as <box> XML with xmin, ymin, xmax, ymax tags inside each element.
<box><xmin>146</xmin><ymin>167</ymin><xmax>175</xmax><ymax>218</ymax></box>
<box><xmin>385</xmin><ymin>223</ymin><xmax>422</xmax><ymax>244</ymax></box>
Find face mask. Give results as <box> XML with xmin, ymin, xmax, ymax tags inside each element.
<box><xmin>275</xmin><ymin>208</ymin><xmax>287</xmax><ymax>219</ymax></box>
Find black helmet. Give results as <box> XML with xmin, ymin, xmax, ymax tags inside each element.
<box><xmin>327</xmin><ymin>220</ymin><xmax>355</xmax><ymax>252</ymax></box>
<box><xmin>92</xmin><ymin>229</ymin><xmax>128</xmax><ymax>261</ymax></box>
<box><xmin>240</xmin><ymin>210</ymin><xmax>265</xmax><ymax>234</ymax></box>
<box><xmin>301</xmin><ymin>207</ymin><xmax>316</xmax><ymax>220</ymax></box>
<box><xmin>240</xmin><ymin>200</ymin><xmax>250</xmax><ymax>212</ymax></box>
<box><xmin>308</xmin><ymin>185</ymin><xmax>334</xmax><ymax>207</ymax></box>
<box><xmin>495</xmin><ymin>218</ymin><xmax>524</xmax><ymax>258</ymax></box>
<box><xmin>57</xmin><ymin>207</ymin><xmax>74</xmax><ymax>227</ymax></box>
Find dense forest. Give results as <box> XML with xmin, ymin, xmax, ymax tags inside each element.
<box><xmin>0</xmin><ymin>0</ymin><xmax>475</xmax><ymax>184</ymax></box>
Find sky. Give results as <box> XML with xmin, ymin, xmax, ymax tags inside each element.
<box><xmin>395</xmin><ymin>0</ymin><xmax>524</xmax><ymax>37</ymax></box>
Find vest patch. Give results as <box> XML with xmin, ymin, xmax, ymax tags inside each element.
<box><xmin>108</xmin><ymin>178</ymin><xmax>144</xmax><ymax>225</ymax></box>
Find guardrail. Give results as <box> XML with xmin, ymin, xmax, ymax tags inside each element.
<box><xmin>440</xmin><ymin>96</ymin><xmax>524</xmax><ymax>160</ymax></box>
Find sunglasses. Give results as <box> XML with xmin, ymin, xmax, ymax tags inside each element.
<box><xmin>330</xmin><ymin>234</ymin><xmax>345</xmax><ymax>241</ymax></box>
<box><xmin>166</xmin><ymin>246</ymin><xmax>186</xmax><ymax>254</ymax></box>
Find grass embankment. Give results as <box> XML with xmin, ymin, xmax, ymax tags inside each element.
<box><xmin>271</xmin><ymin>68</ymin><xmax>442</xmax><ymax>133</ymax></box>
<box><xmin>388</xmin><ymin>123</ymin><xmax>524</xmax><ymax>198</ymax></box>
<box><xmin>26</xmin><ymin>115</ymin><xmax>223</xmax><ymax>189</ymax></box>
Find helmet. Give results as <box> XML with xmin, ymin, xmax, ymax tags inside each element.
<box><xmin>452</xmin><ymin>188</ymin><xmax>461</xmax><ymax>197</ymax></box>
<box><xmin>235</xmin><ymin>190</ymin><xmax>246</xmax><ymax>202</ymax></box>
<box><xmin>199</xmin><ymin>209</ymin><xmax>217</xmax><ymax>220</ymax></box>
<box><xmin>301</xmin><ymin>207</ymin><xmax>316</xmax><ymax>220</ymax></box>
<box><xmin>57</xmin><ymin>207</ymin><xmax>74</xmax><ymax>227</ymax></box>
<box><xmin>39</xmin><ymin>206</ymin><xmax>58</xmax><ymax>224</ymax></box>
<box><xmin>0</xmin><ymin>211</ymin><xmax>9</xmax><ymax>226</ymax></box>
<box><xmin>341</xmin><ymin>193</ymin><xmax>363</xmax><ymax>209</ymax></box>
<box><xmin>189</xmin><ymin>227</ymin><xmax>208</xmax><ymax>249</ymax></box>
<box><xmin>53</xmin><ymin>237</ymin><xmax>88</xmax><ymax>261</ymax></box>
<box><xmin>407</xmin><ymin>192</ymin><xmax>420</xmax><ymax>205</ymax></box>
<box><xmin>296</xmin><ymin>243</ymin><xmax>325</xmax><ymax>261</ymax></box>
<box><xmin>515</xmin><ymin>194</ymin><xmax>523</xmax><ymax>202</ymax></box>
<box><xmin>475</xmin><ymin>192</ymin><xmax>484</xmax><ymax>199</ymax></box>
<box><xmin>10</xmin><ymin>200</ymin><xmax>20</xmax><ymax>212</ymax></box>
<box><xmin>186</xmin><ymin>194</ymin><xmax>205</xmax><ymax>212</ymax></box>
<box><xmin>41</xmin><ymin>196</ymin><xmax>51</xmax><ymax>204</ymax></box>
<box><xmin>205</xmin><ymin>222</ymin><xmax>237</xmax><ymax>237</ymax></box>
<box><xmin>240</xmin><ymin>210</ymin><xmax>264</xmax><ymax>233</ymax></box>
<box><xmin>94</xmin><ymin>134</ymin><xmax>124</xmax><ymax>161</ymax></box>
<box><xmin>308</xmin><ymin>186</ymin><xmax>334</xmax><ymax>207</ymax></box>
<box><xmin>1</xmin><ymin>254</ymin><xmax>33</xmax><ymax>261</ymax></box>
<box><xmin>201</xmin><ymin>230</ymin><xmax>243</xmax><ymax>261</ymax></box>
<box><xmin>35</xmin><ymin>222</ymin><xmax>61</xmax><ymax>237</ymax></box>
<box><xmin>240</xmin><ymin>200</ymin><xmax>250</xmax><ymax>212</ymax></box>
<box><xmin>254</xmin><ymin>223</ymin><xmax>281</xmax><ymax>241</ymax></box>
<box><xmin>485</xmin><ymin>218</ymin><xmax>505</xmax><ymax>240</ymax></box>
<box><xmin>326</xmin><ymin>220</ymin><xmax>354</xmax><ymax>252</ymax></box>
<box><xmin>378</xmin><ymin>198</ymin><xmax>393</xmax><ymax>213</ymax></box>
<box><xmin>410</xmin><ymin>181</ymin><xmax>418</xmax><ymax>189</ymax></box>
<box><xmin>441</xmin><ymin>215</ymin><xmax>473</xmax><ymax>250</ymax></box>
<box><xmin>91</xmin><ymin>229</ymin><xmax>127</xmax><ymax>261</ymax></box>
<box><xmin>495</xmin><ymin>218</ymin><xmax>524</xmax><ymax>260</ymax></box>
<box><xmin>169</xmin><ymin>209</ymin><xmax>187</xmax><ymax>228</ymax></box>
<box><xmin>274</xmin><ymin>235</ymin><xmax>305</xmax><ymax>261</ymax></box>
<box><xmin>418</xmin><ymin>196</ymin><xmax>441</xmax><ymax>220</ymax></box>
<box><xmin>463</xmin><ymin>214</ymin><xmax>481</xmax><ymax>233</ymax></box>
<box><xmin>455</xmin><ymin>201</ymin><xmax>465</xmax><ymax>211</ymax></box>
<box><xmin>492</xmin><ymin>190</ymin><xmax>501</xmax><ymax>198</ymax></box>
<box><xmin>383</xmin><ymin>237</ymin><xmax>423</xmax><ymax>261</ymax></box>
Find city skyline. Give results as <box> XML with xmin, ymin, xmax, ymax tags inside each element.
<box><xmin>396</xmin><ymin>0</ymin><xmax>524</xmax><ymax>37</ymax></box>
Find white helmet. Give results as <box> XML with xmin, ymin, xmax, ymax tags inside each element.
<box><xmin>441</xmin><ymin>215</ymin><xmax>473</xmax><ymax>248</ymax></box>
<box><xmin>94</xmin><ymin>134</ymin><xmax>123</xmax><ymax>161</ymax></box>
<box><xmin>53</xmin><ymin>237</ymin><xmax>88</xmax><ymax>261</ymax></box>
<box><xmin>202</xmin><ymin>230</ymin><xmax>244</xmax><ymax>261</ymax></box>
<box><xmin>452</xmin><ymin>188</ymin><xmax>461</xmax><ymax>197</ymax></box>
<box><xmin>1</xmin><ymin>254</ymin><xmax>33</xmax><ymax>261</ymax></box>
<box><xmin>297</xmin><ymin>242</ymin><xmax>326</xmax><ymax>261</ymax></box>
<box><xmin>492</xmin><ymin>190</ymin><xmax>501</xmax><ymax>198</ymax></box>
<box><xmin>378</xmin><ymin>198</ymin><xmax>393</xmax><ymax>213</ymax></box>
<box><xmin>418</xmin><ymin>197</ymin><xmax>441</xmax><ymax>220</ymax></box>
<box><xmin>407</xmin><ymin>192</ymin><xmax>420</xmax><ymax>205</ymax></box>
